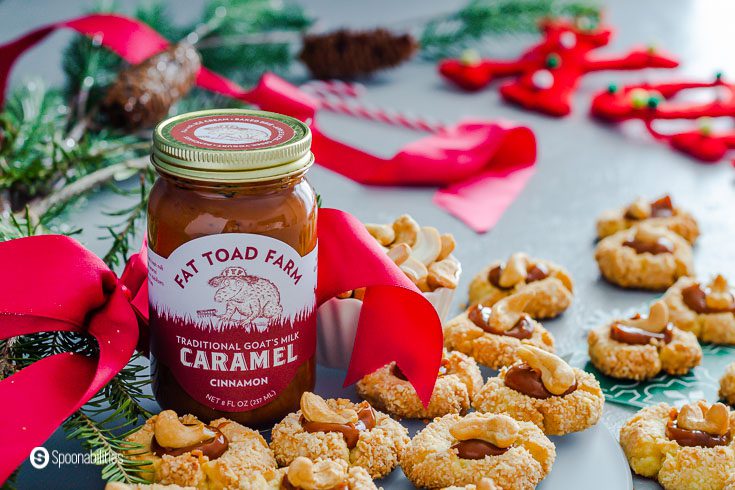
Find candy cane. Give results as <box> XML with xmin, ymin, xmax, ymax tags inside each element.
<box><xmin>300</xmin><ymin>79</ymin><xmax>446</xmax><ymax>133</ymax></box>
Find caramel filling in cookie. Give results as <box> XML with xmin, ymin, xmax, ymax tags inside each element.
<box><xmin>301</xmin><ymin>402</ymin><xmax>376</xmax><ymax>449</ymax></box>
<box><xmin>504</xmin><ymin>364</ymin><xmax>577</xmax><ymax>399</ymax></box>
<box><xmin>451</xmin><ymin>439</ymin><xmax>508</xmax><ymax>460</ymax></box>
<box><xmin>393</xmin><ymin>358</ymin><xmax>449</xmax><ymax>381</ymax></box>
<box><xmin>624</xmin><ymin>195</ymin><xmax>674</xmax><ymax>220</ymax></box>
<box><xmin>488</xmin><ymin>263</ymin><xmax>549</xmax><ymax>290</ymax></box>
<box><xmin>609</xmin><ymin>321</ymin><xmax>674</xmax><ymax>345</ymax></box>
<box><xmin>665</xmin><ymin>418</ymin><xmax>731</xmax><ymax>448</ymax></box>
<box><xmin>622</xmin><ymin>236</ymin><xmax>674</xmax><ymax>255</ymax></box>
<box><xmin>151</xmin><ymin>425</ymin><xmax>229</xmax><ymax>460</ymax></box>
<box><xmin>468</xmin><ymin>305</ymin><xmax>534</xmax><ymax>340</ymax></box>
<box><xmin>682</xmin><ymin>284</ymin><xmax>735</xmax><ymax>314</ymax></box>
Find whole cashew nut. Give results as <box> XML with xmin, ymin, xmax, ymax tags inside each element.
<box><xmin>411</xmin><ymin>226</ymin><xmax>443</xmax><ymax>266</ymax></box>
<box><xmin>517</xmin><ymin>345</ymin><xmax>576</xmax><ymax>395</ymax></box>
<box><xmin>153</xmin><ymin>410</ymin><xmax>216</xmax><ymax>449</ymax></box>
<box><xmin>449</xmin><ymin>413</ymin><xmax>519</xmax><ymax>448</ymax></box>
<box><xmin>489</xmin><ymin>290</ymin><xmax>534</xmax><ymax>331</ymax></box>
<box><xmin>633</xmin><ymin>223</ymin><xmax>667</xmax><ymax>244</ymax></box>
<box><xmin>287</xmin><ymin>457</ymin><xmax>347</xmax><ymax>490</ymax></box>
<box><xmin>625</xmin><ymin>197</ymin><xmax>651</xmax><ymax>220</ymax></box>
<box><xmin>301</xmin><ymin>392</ymin><xmax>357</xmax><ymax>425</ymax></box>
<box><xmin>677</xmin><ymin>401</ymin><xmax>730</xmax><ymax>436</ymax></box>
<box><xmin>620</xmin><ymin>301</ymin><xmax>669</xmax><ymax>333</ymax></box>
<box><xmin>499</xmin><ymin>253</ymin><xmax>528</xmax><ymax>288</ymax></box>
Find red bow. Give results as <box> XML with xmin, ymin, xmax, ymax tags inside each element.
<box><xmin>0</xmin><ymin>13</ymin><xmax>536</xmax><ymax>233</ymax></box>
<box><xmin>0</xmin><ymin>208</ymin><xmax>442</xmax><ymax>483</ymax></box>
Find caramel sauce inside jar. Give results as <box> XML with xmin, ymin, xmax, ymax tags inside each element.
<box><xmin>467</xmin><ymin>305</ymin><xmax>534</xmax><ymax>340</ymax></box>
<box><xmin>300</xmin><ymin>402</ymin><xmax>376</xmax><ymax>449</ymax></box>
<box><xmin>665</xmin><ymin>417</ymin><xmax>731</xmax><ymax>448</ymax></box>
<box><xmin>609</xmin><ymin>322</ymin><xmax>674</xmax><ymax>345</ymax></box>
<box><xmin>487</xmin><ymin>263</ymin><xmax>549</xmax><ymax>289</ymax></box>
<box><xmin>148</xmin><ymin>173</ymin><xmax>317</xmax><ymax>428</ymax></box>
<box><xmin>151</xmin><ymin>425</ymin><xmax>229</xmax><ymax>460</ymax></box>
<box><xmin>393</xmin><ymin>358</ymin><xmax>449</xmax><ymax>381</ymax></box>
<box><xmin>504</xmin><ymin>363</ymin><xmax>577</xmax><ymax>400</ymax></box>
<box><xmin>681</xmin><ymin>284</ymin><xmax>735</xmax><ymax>314</ymax></box>
<box><xmin>623</xmin><ymin>237</ymin><xmax>674</xmax><ymax>255</ymax></box>
<box><xmin>451</xmin><ymin>439</ymin><xmax>508</xmax><ymax>459</ymax></box>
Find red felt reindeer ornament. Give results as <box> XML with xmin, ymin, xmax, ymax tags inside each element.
<box><xmin>590</xmin><ymin>72</ymin><xmax>735</xmax><ymax>163</ymax></box>
<box><xmin>439</xmin><ymin>18</ymin><xmax>679</xmax><ymax>117</ymax></box>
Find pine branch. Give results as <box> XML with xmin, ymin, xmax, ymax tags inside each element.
<box><xmin>25</xmin><ymin>156</ymin><xmax>149</xmax><ymax>220</ymax></box>
<box><xmin>420</xmin><ymin>0</ymin><xmax>600</xmax><ymax>60</ymax></box>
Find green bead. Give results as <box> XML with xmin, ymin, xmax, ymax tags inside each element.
<box><xmin>607</xmin><ymin>84</ymin><xmax>618</xmax><ymax>94</ymax></box>
<box><xmin>698</xmin><ymin>117</ymin><xmax>713</xmax><ymax>136</ymax></box>
<box><xmin>545</xmin><ymin>53</ymin><xmax>561</xmax><ymax>69</ymax></box>
<box><xmin>646</xmin><ymin>97</ymin><xmax>660</xmax><ymax>109</ymax></box>
<box><xmin>715</xmin><ymin>71</ymin><xmax>724</xmax><ymax>81</ymax></box>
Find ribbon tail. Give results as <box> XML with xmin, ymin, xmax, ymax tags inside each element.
<box><xmin>317</xmin><ymin>209</ymin><xmax>442</xmax><ymax>406</ymax></box>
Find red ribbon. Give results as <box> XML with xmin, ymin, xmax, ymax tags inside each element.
<box><xmin>0</xmin><ymin>13</ymin><xmax>536</xmax><ymax>233</ymax></box>
<box><xmin>0</xmin><ymin>208</ymin><xmax>442</xmax><ymax>483</ymax></box>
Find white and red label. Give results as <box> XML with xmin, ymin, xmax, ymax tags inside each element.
<box><xmin>148</xmin><ymin>233</ymin><xmax>317</xmax><ymax>412</ymax></box>
<box><xmin>169</xmin><ymin>114</ymin><xmax>296</xmax><ymax>150</ymax></box>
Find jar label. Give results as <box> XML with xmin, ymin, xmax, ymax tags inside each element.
<box><xmin>148</xmin><ymin>233</ymin><xmax>317</xmax><ymax>412</ymax></box>
<box><xmin>168</xmin><ymin>114</ymin><xmax>297</xmax><ymax>151</ymax></box>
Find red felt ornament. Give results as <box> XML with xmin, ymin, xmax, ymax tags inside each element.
<box><xmin>590</xmin><ymin>73</ymin><xmax>735</xmax><ymax>162</ymax></box>
<box><xmin>438</xmin><ymin>18</ymin><xmax>679</xmax><ymax>117</ymax></box>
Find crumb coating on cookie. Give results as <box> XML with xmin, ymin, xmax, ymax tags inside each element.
<box><xmin>596</xmin><ymin>207</ymin><xmax>699</xmax><ymax>244</ymax></box>
<box><xmin>400</xmin><ymin>413</ymin><xmax>555</xmax><ymax>489</ymax></box>
<box><xmin>472</xmin><ymin>366</ymin><xmax>604</xmax><ymax>435</ymax></box>
<box><xmin>468</xmin><ymin>260</ymin><xmax>573</xmax><ymax>320</ymax></box>
<box><xmin>620</xmin><ymin>403</ymin><xmax>735</xmax><ymax>489</ymax></box>
<box><xmin>356</xmin><ymin>350</ymin><xmax>483</xmax><ymax>419</ymax></box>
<box><xmin>125</xmin><ymin>414</ymin><xmax>275</xmax><ymax>489</ymax></box>
<box><xmin>720</xmin><ymin>362</ymin><xmax>735</xmax><ymax>407</ymax></box>
<box><xmin>594</xmin><ymin>227</ymin><xmax>694</xmax><ymax>290</ymax></box>
<box><xmin>270</xmin><ymin>398</ymin><xmax>409</xmax><ymax>479</ymax></box>
<box><xmin>588</xmin><ymin>323</ymin><xmax>702</xmax><ymax>380</ymax></box>
<box><xmin>443</xmin><ymin>311</ymin><xmax>555</xmax><ymax>370</ymax></box>
<box><xmin>664</xmin><ymin>277</ymin><xmax>735</xmax><ymax>344</ymax></box>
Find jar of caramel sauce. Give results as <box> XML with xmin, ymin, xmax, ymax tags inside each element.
<box><xmin>147</xmin><ymin>109</ymin><xmax>317</xmax><ymax>427</ymax></box>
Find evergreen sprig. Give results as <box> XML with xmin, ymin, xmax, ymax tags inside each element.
<box><xmin>420</xmin><ymin>0</ymin><xmax>600</xmax><ymax>59</ymax></box>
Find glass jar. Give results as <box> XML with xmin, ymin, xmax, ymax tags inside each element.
<box><xmin>147</xmin><ymin>109</ymin><xmax>317</xmax><ymax>427</ymax></box>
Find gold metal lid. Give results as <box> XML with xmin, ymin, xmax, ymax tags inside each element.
<box><xmin>151</xmin><ymin>109</ymin><xmax>313</xmax><ymax>182</ymax></box>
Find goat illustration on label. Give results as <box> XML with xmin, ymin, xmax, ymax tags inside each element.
<box><xmin>202</xmin><ymin>266</ymin><xmax>284</xmax><ymax>332</ymax></box>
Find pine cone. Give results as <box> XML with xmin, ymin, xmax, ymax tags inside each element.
<box><xmin>300</xmin><ymin>29</ymin><xmax>417</xmax><ymax>80</ymax></box>
<box><xmin>103</xmin><ymin>43</ymin><xmax>201</xmax><ymax>130</ymax></box>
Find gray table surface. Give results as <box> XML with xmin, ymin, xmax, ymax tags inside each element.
<box><xmin>3</xmin><ymin>0</ymin><xmax>735</xmax><ymax>488</ymax></box>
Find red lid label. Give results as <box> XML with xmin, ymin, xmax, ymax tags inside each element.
<box><xmin>169</xmin><ymin>114</ymin><xmax>296</xmax><ymax>150</ymax></box>
<box><xmin>148</xmin><ymin>234</ymin><xmax>317</xmax><ymax>412</ymax></box>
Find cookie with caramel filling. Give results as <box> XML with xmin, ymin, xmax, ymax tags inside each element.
<box><xmin>473</xmin><ymin>346</ymin><xmax>604</xmax><ymax>436</ymax></box>
<box><xmin>400</xmin><ymin>412</ymin><xmax>555</xmax><ymax>489</ymax></box>
<box><xmin>270</xmin><ymin>392</ymin><xmax>408</xmax><ymax>479</ymax></box>
<box><xmin>588</xmin><ymin>301</ymin><xmax>702</xmax><ymax>381</ymax></box>
<box><xmin>620</xmin><ymin>401</ymin><xmax>735</xmax><ymax>490</ymax></box>
<box><xmin>443</xmin><ymin>290</ymin><xmax>555</xmax><ymax>370</ymax></box>
<box><xmin>468</xmin><ymin>253</ymin><xmax>573</xmax><ymax>319</ymax></box>
<box><xmin>596</xmin><ymin>194</ymin><xmax>699</xmax><ymax>244</ymax></box>
<box><xmin>356</xmin><ymin>349</ymin><xmax>483</xmax><ymax>419</ymax></box>
<box><xmin>664</xmin><ymin>275</ymin><xmax>735</xmax><ymax>345</ymax></box>
<box><xmin>123</xmin><ymin>410</ymin><xmax>276</xmax><ymax>489</ymax></box>
<box><xmin>595</xmin><ymin>223</ymin><xmax>694</xmax><ymax>290</ymax></box>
